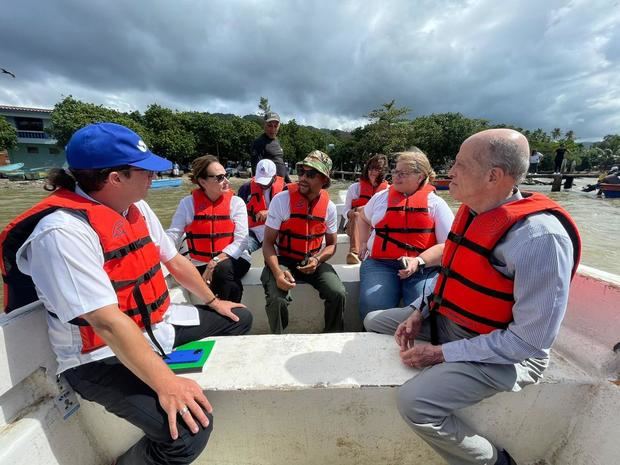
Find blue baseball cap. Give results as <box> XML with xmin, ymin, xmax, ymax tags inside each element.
<box><xmin>66</xmin><ymin>122</ymin><xmax>172</xmax><ymax>171</ymax></box>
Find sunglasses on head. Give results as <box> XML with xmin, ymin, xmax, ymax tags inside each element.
<box><xmin>207</xmin><ymin>174</ymin><xmax>227</xmax><ymax>182</ymax></box>
<box><xmin>297</xmin><ymin>168</ymin><xmax>320</xmax><ymax>179</ymax></box>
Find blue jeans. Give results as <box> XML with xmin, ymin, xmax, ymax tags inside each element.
<box><xmin>359</xmin><ymin>258</ymin><xmax>438</xmax><ymax>319</ymax></box>
<box><xmin>247</xmin><ymin>231</ymin><xmax>262</xmax><ymax>255</ymax></box>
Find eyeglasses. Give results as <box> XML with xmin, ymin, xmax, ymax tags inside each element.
<box><xmin>368</xmin><ymin>166</ymin><xmax>384</xmax><ymax>172</ymax></box>
<box><xmin>391</xmin><ymin>169</ymin><xmax>417</xmax><ymax>179</ymax></box>
<box><xmin>297</xmin><ymin>168</ymin><xmax>320</xmax><ymax>179</ymax></box>
<box><xmin>207</xmin><ymin>174</ymin><xmax>228</xmax><ymax>183</ymax></box>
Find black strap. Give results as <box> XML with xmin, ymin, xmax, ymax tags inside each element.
<box><xmin>110</xmin><ymin>263</ymin><xmax>162</xmax><ymax>291</ymax></box>
<box><xmin>375</xmin><ymin>226</ymin><xmax>427</xmax><ymax>253</ymax></box>
<box><xmin>431</xmin><ymin>295</ymin><xmax>509</xmax><ymax>331</ymax></box>
<box><xmin>132</xmin><ymin>284</ymin><xmax>166</xmax><ymax>356</ymax></box>
<box><xmin>289</xmin><ymin>213</ymin><xmax>326</xmax><ymax>222</ymax></box>
<box><xmin>103</xmin><ymin>236</ymin><xmax>152</xmax><ymax>261</ymax></box>
<box><xmin>185</xmin><ymin>231</ymin><xmax>235</xmax><ymax>239</ymax></box>
<box><xmin>186</xmin><ymin>248</ymin><xmax>222</xmax><ymax>258</ymax></box>
<box><xmin>438</xmin><ymin>267</ymin><xmax>514</xmax><ymax>302</ymax></box>
<box><xmin>447</xmin><ymin>231</ymin><xmax>493</xmax><ymax>258</ymax></box>
<box><xmin>386</xmin><ymin>206</ymin><xmax>429</xmax><ymax>213</ymax></box>
<box><xmin>193</xmin><ymin>214</ymin><xmax>231</xmax><ymax>221</ymax></box>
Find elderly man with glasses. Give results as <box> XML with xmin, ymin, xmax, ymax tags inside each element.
<box><xmin>260</xmin><ymin>150</ymin><xmax>346</xmax><ymax>334</ymax></box>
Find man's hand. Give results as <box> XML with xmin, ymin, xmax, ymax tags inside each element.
<box><xmin>255</xmin><ymin>210</ymin><xmax>269</xmax><ymax>223</ymax></box>
<box><xmin>210</xmin><ymin>298</ymin><xmax>246</xmax><ymax>322</ymax></box>
<box><xmin>201</xmin><ymin>266</ymin><xmax>214</xmax><ymax>286</ymax></box>
<box><xmin>400</xmin><ymin>344</ymin><xmax>444</xmax><ymax>369</ymax></box>
<box><xmin>157</xmin><ymin>375</ymin><xmax>213</xmax><ymax>440</ymax></box>
<box><xmin>275</xmin><ymin>269</ymin><xmax>296</xmax><ymax>291</ymax></box>
<box><xmin>397</xmin><ymin>256</ymin><xmax>419</xmax><ymax>280</ymax></box>
<box><xmin>395</xmin><ymin>308</ymin><xmax>423</xmax><ymax>351</ymax></box>
<box><xmin>296</xmin><ymin>256</ymin><xmax>319</xmax><ymax>275</ymax></box>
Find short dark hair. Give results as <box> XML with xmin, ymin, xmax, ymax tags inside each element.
<box><xmin>46</xmin><ymin>165</ymin><xmax>133</xmax><ymax>193</ymax></box>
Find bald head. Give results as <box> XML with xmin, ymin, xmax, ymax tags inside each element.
<box><xmin>464</xmin><ymin>129</ymin><xmax>530</xmax><ymax>184</ymax></box>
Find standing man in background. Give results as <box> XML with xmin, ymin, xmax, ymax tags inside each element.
<box><xmin>251</xmin><ymin>112</ymin><xmax>292</xmax><ymax>183</ymax></box>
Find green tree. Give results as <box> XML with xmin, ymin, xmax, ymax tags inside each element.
<box><xmin>143</xmin><ymin>104</ymin><xmax>197</xmax><ymax>163</ymax></box>
<box><xmin>551</xmin><ymin>128</ymin><xmax>562</xmax><ymax>140</ymax></box>
<box><xmin>409</xmin><ymin>113</ymin><xmax>489</xmax><ymax>170</ymax></box>
<box><xmin>357</xmin><ymin>100</ymin><xmax>413</xmax><ymax>156</ymax></box>
<box><xmin>257</xmin><ymin>97</ymin><xmax>271</xmax><ymax>117</ymax></box>
<box><xmin>0</xmin><ymin>117</ymin><xmax>17</xmax><ymax>151</ymax></box>
<box><xmin>48</xmin><ymin>96</ymin><xmax>150</xmax><ymax>147</ymax></box>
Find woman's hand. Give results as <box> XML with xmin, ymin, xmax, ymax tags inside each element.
<box><xmin>397</xmin><ymin>256</ymin><xmax>419</xmax><ymax>279</ymax></box>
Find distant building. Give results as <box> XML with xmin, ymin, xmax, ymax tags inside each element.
<box><xmin>0</xmin><ymin>105</ymin><xmax>66</xmax><ymax>169</ymax></box>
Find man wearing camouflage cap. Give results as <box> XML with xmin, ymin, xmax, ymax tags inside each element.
<box><xmin>251</xmin><ymin>111</ymin><xmax>292</xmax><ymax>183</ymax></box>
<box><xmin>261</xmin><ymin>150</ymin><xmax>345</xmax><ymax>333</ymax></box>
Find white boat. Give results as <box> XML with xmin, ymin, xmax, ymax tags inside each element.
<box><xmin>1</xmin><ymin>232</ymin><xmax>618</xmax><ymax>465</ymax></box>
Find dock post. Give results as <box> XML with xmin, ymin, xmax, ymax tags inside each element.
<box><xmin>563</xmin><ymin>176</ymin><xmax>574</xmax><ymax>189</ymax></box>
<box><xmin>551</xmin><ymin>174</ymin><xmax>562</xmax><ymax>192</ymax></box>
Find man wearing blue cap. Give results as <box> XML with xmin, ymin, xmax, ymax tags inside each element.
<box><xmin>0</xmin><ymin>122</ymin><xmax>253</xmax><ymax>464</ymax></box>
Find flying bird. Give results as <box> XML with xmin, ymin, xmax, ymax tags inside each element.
<box><xmin>1</xmin><ymin>68</ymin><xmax>16</xmax><ymax>78</ymax></box>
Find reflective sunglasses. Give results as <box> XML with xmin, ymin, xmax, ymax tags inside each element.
<box><xmin>297</xmin><ymin>168</ymin><xmax>321</xmax><ymax>179</ymax></box>
<box><xmin>207</xmin><ymin>174</ymin><xmax>228</xmax><ymax>183</ymax></box>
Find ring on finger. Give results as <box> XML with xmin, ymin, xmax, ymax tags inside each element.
<box><xmin>178</xmin><ymin>405</ymin><xmax>189</xmax><ymax>416</ymax></box>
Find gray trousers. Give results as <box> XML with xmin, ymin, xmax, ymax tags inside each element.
<box><xmin>365</xmin><ymin>307</ymin><xmax>547</xmax><ymax>465</ymax></box>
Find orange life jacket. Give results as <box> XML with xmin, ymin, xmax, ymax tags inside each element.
<box><xmin>0</xmin><ymin>188</ymin><xmax>170</xmax><ymax>353</ymax></box>
<box><xmin>276</xmin><ymin>183</ymin><xmax>329</xmax><ymax>261</ymax></box>
<box><xmin>429</xmin><ymin>192</ymin><xmax>581</xmax><ymax>334</ymax></box>
<box><xmin>247</xmin><ymin>176</ymin><xmax>285</xmax><ymax>228</ymax></box>
<box><xmin>185</xmin><ymin>189</ymin><xmax>235</xmax><ymax>262</ymax></box>
<box><xmin>351</xmin><ymin>179</ymin><xmax>389</xmax><ymax>208</ymax></box>
<box><xmin>371</xmin><ymin>184</ymin><xmax>438</xmax><ymax>259</ymax></box>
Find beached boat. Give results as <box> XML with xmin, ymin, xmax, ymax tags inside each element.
<box><xmin>0</xmin><ymin>232</ymin><xmax>618</xmax><ymax>465</ymax></box>
<box><xmin>600</xmin><ymin>183</ymin><xmax>620</xmax><ymax>198</ymax></box>
<box><xmin>150</xmin><ymin>178</ymin><xmax>182</xmax><ymax>189</ymax></box>
<box><xmin>0</xmin><ymin>162</ymin><xmax>24</xmax><ymax>173</ymax></box>
<box><xmin>432</xmin><ymin>178</ymin><xmax>451</xmax><ymax>190</ymax></box>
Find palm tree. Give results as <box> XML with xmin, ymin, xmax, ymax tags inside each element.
<box><xmin>552</xmin><ymin>128</ymin><xmax>562</xmax><ymax>140</ymax></box>
<box><xmin>565</xmin><ymin>130</ymin><xmax>575</xmax><ymax>141</ymax></box>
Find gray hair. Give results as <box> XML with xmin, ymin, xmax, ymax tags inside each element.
<box><xmin>484</xmin><ymin>137</ymin><xmax>529</xmax><ymax>184</ymax></box>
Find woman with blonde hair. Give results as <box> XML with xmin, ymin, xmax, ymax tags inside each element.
<box><xmin>357</xmin><ymin>148</ymin><xmax>454</xmax><ymax>319</ymax></box>
<box><xmin>167</xmin><ymin>155</ymin><xmax>251</xmax><ymax>303</ymax></box>
<box><xmin>342</xmin><ymin>154</ymin><xmax>389</xmax><ymax>264</ymax></box>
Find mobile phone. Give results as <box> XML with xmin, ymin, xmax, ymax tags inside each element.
<box><xmin>164</xmin><ymin>349</ymin><xmax>204</xmax><ymax>365</ymax></box>
<box><xmin>398</xmin><ymin>257</ymin><xmax>408</xmax><ymax>270</ymax></box>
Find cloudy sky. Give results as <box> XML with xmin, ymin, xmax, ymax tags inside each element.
<box><xmin>1</xmin><ymin>0</ymin><xmax>619</xmax><ymax>140</ymax></box>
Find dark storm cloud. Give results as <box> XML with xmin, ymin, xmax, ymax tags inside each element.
<box><xmin>1</xmin><ymin>0</ymin><xmax>618</xmax><ymax>139</ymax></box>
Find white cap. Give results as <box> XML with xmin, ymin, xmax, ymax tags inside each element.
<box><xmin>255</xmin><ymin>159</ymin><xmax>277</xmax><ymax>185</ymax></box>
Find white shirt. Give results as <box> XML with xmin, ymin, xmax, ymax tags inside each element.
<box><xmin>15</xmin><ymin>187</ymin><xmax>199</xmax><ymax>374</ymax></box>
<box><xmin>266</xmin><ymin>190</ymin><xmax>338</xmax><ymax>235</ymax></box>
<box><xmin>363</xmin><ymin>188</ymin><xmax>454</xmax><ymax>252</ymax></box>
<box><xmin>342</xmin><ymin>182</ymin><xmax>388</xmax><ymax>225</ymax></box>
<box><xmin>166</xmin><ymin>193</ymin><xmax>251</xmax><ymax>264</ymax></box>
<box><xmin>249</xmin><ymin>188</ymin><xmax>272</xmax><ymax>243</ymax></box>
<box><xmin>530</xmin><ymin>152</ymin><xmax>542</xmax><ymax>164</ymax></box>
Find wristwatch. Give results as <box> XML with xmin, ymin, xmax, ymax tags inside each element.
<box><xmin>416</xmin><ymin>256</ymin><xmax>426</xmax><ymax>270</ymax></box>
<box><xmin>212</xmin><ymin>256</ymin><xmax>220</xmax><ymax>263</ymax></box>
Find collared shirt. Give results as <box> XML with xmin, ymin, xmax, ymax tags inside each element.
<box><xmin>166</xmin><ymin>193</ymin><xmax>251</xmax><ymax>264</ymax></box>
<box><xmin>413</xmin><ymin>190</ymin><xmax>575</xmax><ymax>364</ymax></box>
<box><xmin>15</xmin><ymin>187</ymin><xmax>199</xmax><ymax>374</ymax></box>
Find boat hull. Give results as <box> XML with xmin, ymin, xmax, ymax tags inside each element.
<box><xmin>600</xmin><ymin>183</ymin><xmax>620</xmax><ymax>198</ymax></box>
<box><xmin>150</xmin><ymin>178</ymin><xmax>182</xmax><ymax>189</ymax></box>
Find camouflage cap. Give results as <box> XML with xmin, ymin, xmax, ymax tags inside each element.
<box><xmin>297</xmin><ymin>150</ymin><xmax>332</xmax><ymax>178</ymax></box>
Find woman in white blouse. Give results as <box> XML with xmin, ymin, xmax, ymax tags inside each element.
<box><xmin>342</xmin><ymin>154</ymin><xmax>389</xmax><ymax>264</ymax></box>
<box><xmin>167</xmin><ymin>155</ymin><xmax>251</xmax><ymax>303</ymax></box>
<box><xmin>357</xmin><ymin>149</ymin><xmax>454</xmax><ymax>319</ymax></box>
